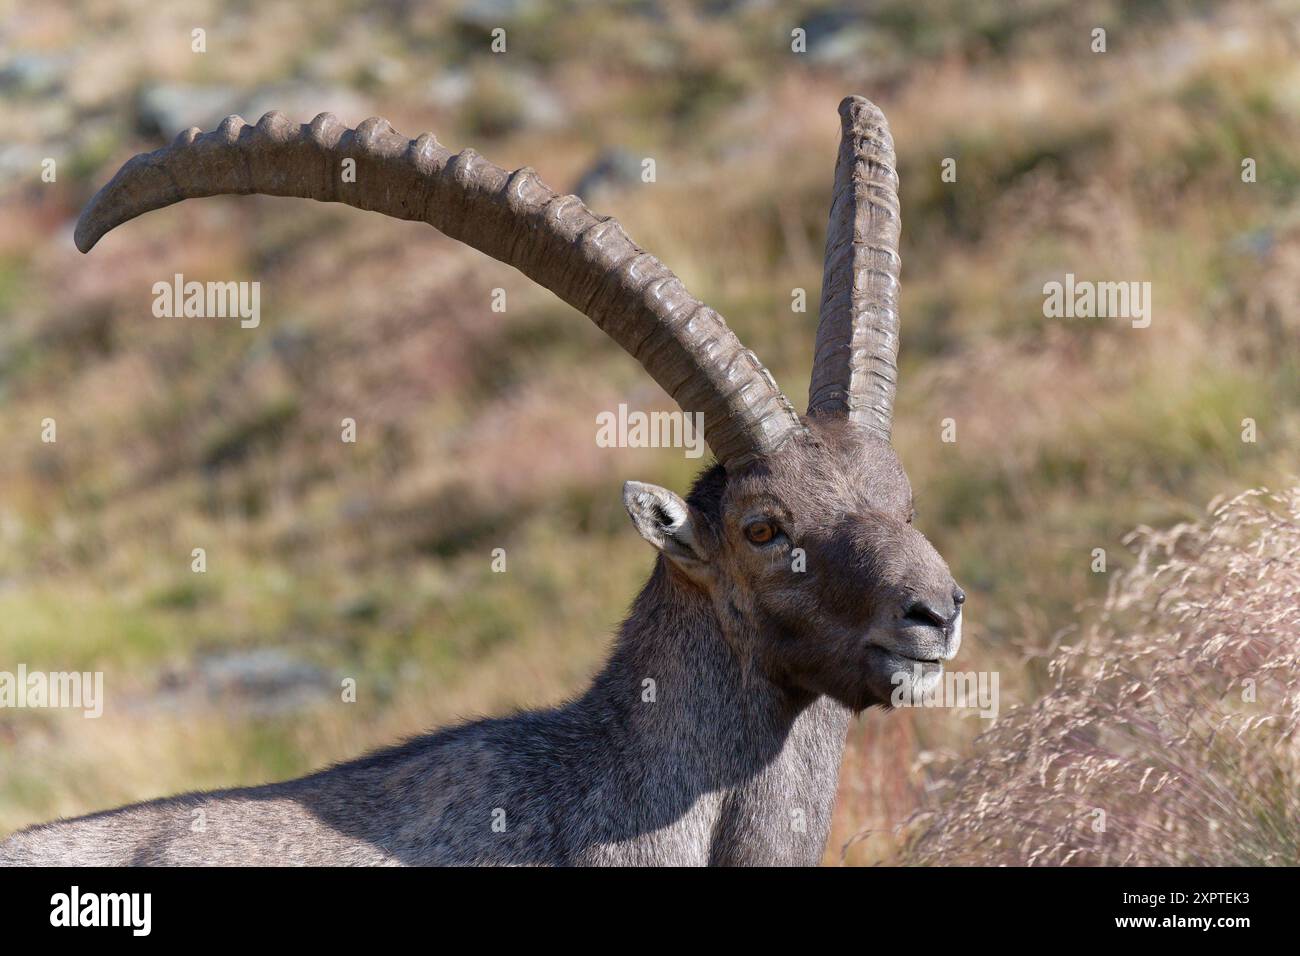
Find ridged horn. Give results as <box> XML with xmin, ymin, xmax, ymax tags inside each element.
<box><xmin>806</xmin><ymin>96</ymin><xmax>902</xmax><ymax>441</ymax></box>
<box><xmin>76</xmin><ymin>112</ymin><xmax>802</xmax><ymax>466</ymax></box>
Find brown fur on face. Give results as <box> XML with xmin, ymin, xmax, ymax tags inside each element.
<box><xmin>670</xmin><ymin>417</ymin><xmax>962</xmax><ymax>712</ymax></box>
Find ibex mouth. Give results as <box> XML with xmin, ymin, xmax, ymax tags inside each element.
<box><xmin>864</xmin><ymin>643</ymin><xmax>946</xmax><ymax>681</ymax></box>
<box><xmin>895</xmin><ymin>610</ymin><xmax>962</xmax><ymax>663</ymax></box>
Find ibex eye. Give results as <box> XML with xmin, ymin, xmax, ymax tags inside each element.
<box><xmin>744</xmin><ymin>521</ymin><xmax>778</xmax><ymax>545</ymax></box>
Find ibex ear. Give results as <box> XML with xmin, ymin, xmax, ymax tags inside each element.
<box><xmin>623</xmin><ymin>481</ymin><xmax>707</xmax><ymax>567</ymax></box>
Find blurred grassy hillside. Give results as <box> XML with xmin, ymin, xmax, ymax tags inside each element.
<box><xmin>1</xmin><ymin>0</ymin><xmax>1297</xmax><ymax>862</ymax></box>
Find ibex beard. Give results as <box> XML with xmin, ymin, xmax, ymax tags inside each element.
<box><xmin>0</xmin><ymin>95</ymin><xmax>963</xmax><ymax>867</ymax></box>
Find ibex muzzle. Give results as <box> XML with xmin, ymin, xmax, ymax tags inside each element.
<box><xmin>2</xmin><ymin>96</ymin><xmax>964</xmax><ymax>866</ymax></box>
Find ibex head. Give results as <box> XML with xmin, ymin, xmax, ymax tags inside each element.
<box><xmin>625</xmin><ymin>416</ymin><xmax>961</xmax><ymax>712</ymax></box>
<box><xmin>77</xmin><ymin>96</ymin><xmax>961</xmax><ymax>714</ymax></box>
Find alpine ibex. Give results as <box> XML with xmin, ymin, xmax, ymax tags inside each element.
<box><xmin>2</xmin><ymin>96</ymin><xmax>963</xmax><ymax>866</ymax></box>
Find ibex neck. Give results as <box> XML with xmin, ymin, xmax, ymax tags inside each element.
<box><xmin>581</xmin><ymin>559</ymin><xmax>851</xmax><ymax>865</ymax></box>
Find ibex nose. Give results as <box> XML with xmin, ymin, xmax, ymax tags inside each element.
<box><xmin>902</xmin><ymin>592</ymin><xmax>962</xmax><ymax>631</ymax></box>
<box><xmin>901</xmin><ymin>587</ymin><xmax>964</xmax><ymax>661</ymax></box>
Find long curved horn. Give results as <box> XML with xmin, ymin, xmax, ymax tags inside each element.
<box><xmin>76</xmin><ymin>112</ymin><xmax>801</xmax><ymax>466</ymax></box>
<box><xmin>806</xmin><ymin>96</ymin><xmax>901</xmax><ymax>441</ymax></box>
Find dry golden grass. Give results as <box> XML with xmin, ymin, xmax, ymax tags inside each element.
<box><xmin>892</xmin><ymin>487</ymin><xmax>1300</xmax><ymax>866</ymax></box>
